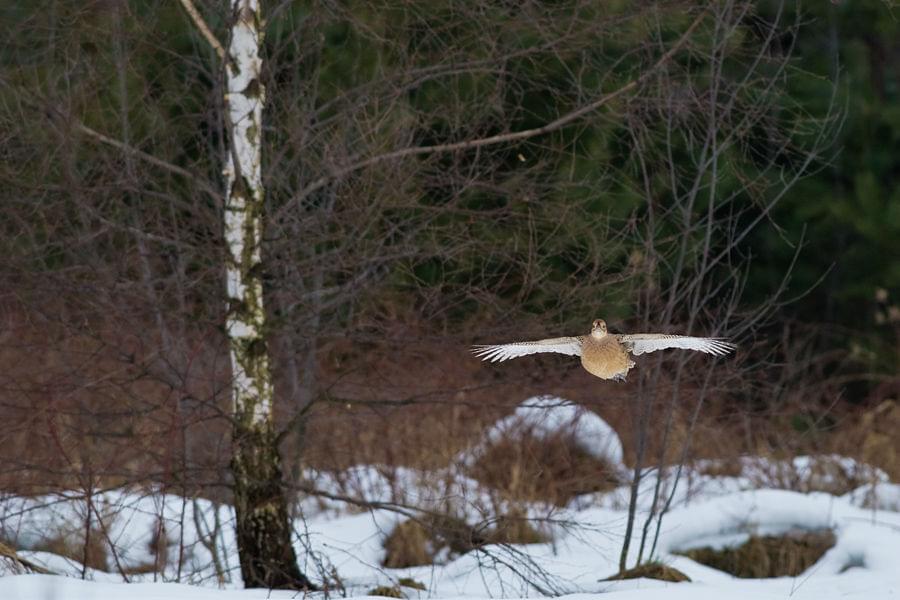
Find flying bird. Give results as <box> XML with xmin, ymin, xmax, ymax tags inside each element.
<box><xmin>472</xmin><ymin>319</ymin><xmax>736</xmax><ymax>381</ymax></box>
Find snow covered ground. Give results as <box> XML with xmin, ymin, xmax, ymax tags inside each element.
<box><xmin>2</xmin><ymin>397</ymin><xmax>898</xmax><ymax>600</ymax></box>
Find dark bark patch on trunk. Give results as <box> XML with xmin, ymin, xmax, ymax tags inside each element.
<box><xmin>231</xmin><ymin>421</ymin><xmax>317</xmax><ymax>590</ymax></box>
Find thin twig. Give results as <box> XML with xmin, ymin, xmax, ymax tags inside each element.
<box><xmin>74</xmin><ymin>122</ymin><xmax>222</xmax><ymax>201</ymax></box>
<box><xmin>177</xmin><ymin>0</ymin><xmax>227</xmax><ymax>63</ymax></box>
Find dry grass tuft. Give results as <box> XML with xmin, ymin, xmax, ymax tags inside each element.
<box><xmin>0</xmin><ymin>541</ymin><xmax>54</xmax><ymax>575</ymax></box>
<box><xmin>368</xmin><ymin>585</ymin><xmax>405</xmax><ymax>598</ymax></box>
<box><xmin>30</xmin><ymin>529</ymin><xmax>110</xmax><ymax>572</ymax></box>
<box><xmin>854</xmin><ymin>400</ymin><xmax>900</xmax><ymax>481</ymax></box>
<box><xmin>605</xmin><ymin>561</ymin><xmax>691</xmax><ymax>582</ymax></box>
<box><xmin>470</xmin><ymin>429</ymin><xmax>620</xmax><ymax>506</ymax></box>
<box><xmin>428</xmin><ymin>514</ymin><xmax>491</xmax><ymax>555</ymax></box>
<box><xmin>745</xmin><ymin>455</ymin><xmax>882</xmax><ymax>497</ymax></box>
<box><xmin>382</xmin><ymin>520</ymin><xmax>435</xmax><ymax>569</ymax></box>
<box><xmin>397</xmin><ymin>577</ymin><xmax>427</xmax><ymax>590</ymax></box>
<box><xmin>489</xmin><ymin>509</ymin><xmax>549</xmax><ymax>546</ymax></box>
<box><xmin>382</xmin><ymin>510</ymin><xmax>550</xmax><ymax>568</ymax></box>
<box><xmin>678</xmin><ymin>529</ymin><xmax>835</xmax><ymax>578</ymax></box>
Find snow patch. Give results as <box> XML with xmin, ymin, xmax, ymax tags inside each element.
<box><xmin>1</xmin><ymin>455</ymin><xmax>899</xmax><ymax>599</ymax></box>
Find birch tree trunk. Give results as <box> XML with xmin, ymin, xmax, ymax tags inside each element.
<box><xmin>222</xmin><ymin>0</ymin><xmax>314</xmax><ymax>589</ymax></box>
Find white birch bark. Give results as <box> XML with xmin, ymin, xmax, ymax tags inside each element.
<box><xmin>220</xmin><ymin>1</ymin><xmax>309</xmax><ymax>588</ymax></box>
<box><xmin>223</xmin><ymin>0</ymin><xmax>270</xmax><ymax>426</ymax></box>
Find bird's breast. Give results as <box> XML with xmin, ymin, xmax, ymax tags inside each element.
<box><xmin>581</xmin><ymin>336</ymin><xmax>630</xmax><ymax>379</ymax></box>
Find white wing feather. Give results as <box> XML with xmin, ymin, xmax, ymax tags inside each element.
<box><xmin>471</xmin><ymin>336</ymin><xmax>582</xmax><ymax>363</ymax></box>
<box><xmin>616</xmin><ymin>334</ymin><xmax>736</xmax><ymax>356</ymax></box>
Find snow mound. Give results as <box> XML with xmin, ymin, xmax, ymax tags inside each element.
<box><xmin>659</xmin><ymin>489</ymin><xmax>840</xmax><ymax>553</ymax></box>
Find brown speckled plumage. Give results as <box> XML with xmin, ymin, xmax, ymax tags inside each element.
<box><xmin>580</xmin><ymin>333</ymin><xmax>634</xmax><ymax>380</ymax></box>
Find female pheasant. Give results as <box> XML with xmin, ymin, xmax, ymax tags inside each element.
<box><xmin>472</xmin><ymin>319</ymin><xmax>736</xmax><ymax>381</ymax></box>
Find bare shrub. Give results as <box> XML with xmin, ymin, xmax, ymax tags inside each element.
<box><xmin>744</xmin><ymin>456</ymin><xmax>884</xmax><ymax>497</ymax></box>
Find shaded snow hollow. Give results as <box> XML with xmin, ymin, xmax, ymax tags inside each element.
<box><xmin>1</xmin><ymin>396</ymin><xmax>899</xmax><ymax>600</ymax></box>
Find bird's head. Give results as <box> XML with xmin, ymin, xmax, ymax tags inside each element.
<box><xmin>591</xmin><ymin>319</ymin><xmax>607</xmax><ymax>337</ymax></box>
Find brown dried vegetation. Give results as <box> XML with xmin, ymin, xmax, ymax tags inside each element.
<box><xmin>368</xmin><ymin>585</ymin><xmax>405</xmax><ymax>598</ymax></box>
<box><xmin>382</xmin><ymin>511</ymin><xmax>549</xmax><ymax>569</ymax></box>
<box><xmin>678</xmin><ymin>529</ymin><xmax>836</xmax><ymax>578</ymax></box>
<box><xmin>470</xmin><ymin>429</ymin><xmax>620</xmax><ymax>506</ymax></box>
<box><xmin>0</xmin><ymin>541</ymin><xmax>53</xmax><ymax>575</ymax></box>
<box><xmin>382</xmin><ymin>520</ymin><xmax>434</xmax><ymax>569</ymax></box>
<box><xmin>605</xmin><ymin>561</ymin><xmax>691</xmax><ymax>583</ymax></box>
<box><xmin>30</xmin><ymin>528</ymin><xmax>110</xmax><ymax>572</ymax></box>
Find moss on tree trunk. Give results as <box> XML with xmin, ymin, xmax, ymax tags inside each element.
<box><xmin>231</xmin><ymin>420</ymin><xmax>314</xmax><ymax>589</ymax></box>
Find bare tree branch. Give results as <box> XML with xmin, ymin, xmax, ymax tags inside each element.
<box><xmin>281</xmin><ymin>9</ymin><xmax>708</xmax><ymax>213</ymax></box>
<box><xmin>177</xmin><ymin>0</ymin><xmax>228</xmax><ymax>63</ymax></box>
<box><xmin>74</xmin><ymin>122</ymin><xmax>223</xmax><ymax>202</ymax></box>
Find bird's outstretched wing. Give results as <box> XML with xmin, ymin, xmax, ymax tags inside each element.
<box><xmin>471</xmin><ymin>336</ymin><xmax>582</xmax><ymax>363</ymax></box>
<box><xmin>616</xmin><ymin>334</ymin><xmax>736</xmax><ymax>356</ymax></box>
